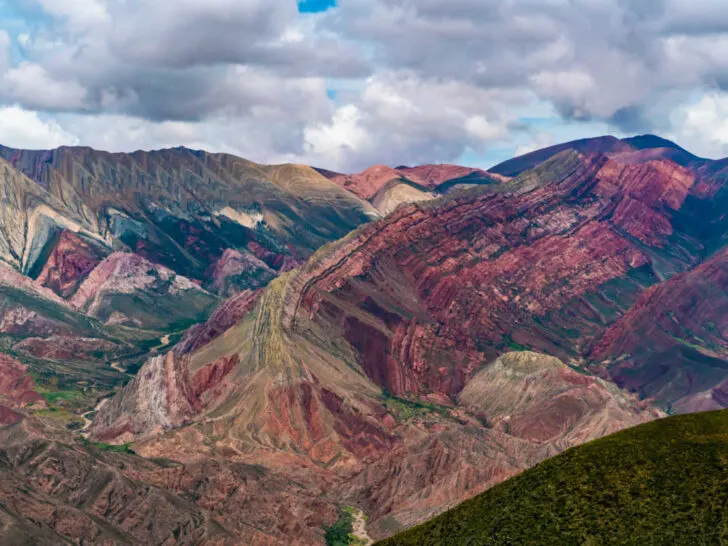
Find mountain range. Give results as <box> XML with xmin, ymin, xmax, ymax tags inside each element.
<box><xmin>1</xmin><ymin>135</ymin><xmax>727</xmax><ymax>544</ymax></box>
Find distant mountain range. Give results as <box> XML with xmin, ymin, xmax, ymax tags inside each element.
<box><xmin>1</xmin><ymin>135</ymin><xmax>728</xmax><ymax>544</ymax></box>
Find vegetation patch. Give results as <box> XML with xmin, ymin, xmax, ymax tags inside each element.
<box><xmin>378</xmin><ymin>410</ymin><xmax>728</xmax><ymax>545</ymax></box>
<box><xmin>34</xmin><ymin>407</ymin><xmax>77</xmax><ymax>421</ymax></box>
<box><xmin>80</xmin><ymin>438</ymin><xmax>136</xmax><ymax>454</ymax></box>
<box><xmin>381</xmin><ymin>392</ymin><xmax>451</xmax><ymax>421</ymax></box>
<box><xmin>38</xmin><ymin>389</ymin><xmax>83</xmax><ymax>405</ymax></box>
<box><xmin>326</xmin><ymin>506</ymin><xmax>368</xmax><ymax>546</ymax></box>
<box><xmin>503</xmin><ymin>335</ymin><xmax>529</xmax><ymax>352</ymax></box>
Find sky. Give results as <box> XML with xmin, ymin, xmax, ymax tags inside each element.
<box><xmin>2</xmin><ymin>0</ymin><xmax>728</xmax><ymax>172</ymax></box>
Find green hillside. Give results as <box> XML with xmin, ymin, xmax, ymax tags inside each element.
<box><xmin>378</xmin><ymin>410</ymin><xmax>728</xmax><ymax>546</ymax></box>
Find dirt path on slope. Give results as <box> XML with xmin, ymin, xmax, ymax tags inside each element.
<box><xmin>80</xmin><ymin>398</ymin><xmax>109</xmax><ymax>439</ymax></box>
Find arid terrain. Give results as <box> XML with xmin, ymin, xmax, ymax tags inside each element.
<box><xmin>2</xmin><ymin>135</ymin><xmax>728</xmax><ymax>543</ymax></box>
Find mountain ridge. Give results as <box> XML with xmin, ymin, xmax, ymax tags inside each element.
<box><xmin>378</xmin><ymin>409</ymin><xmax>728</xmax><ymax>546</ymax></box>
<box><xmin>0</xmin><ymin>134</ymin><xmax>726</xmax><ymax>543</ymax></box>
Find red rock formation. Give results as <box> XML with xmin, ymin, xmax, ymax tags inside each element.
<box><xmin>205</xmin><ymin>248</ymin><xmax>277</xmax><ymax>297</ymax></box>
<box><xmin>92</xmin><ymin>149</ymin><xmax>678</xmax><ymax>540</ymax></box>
<box><xmin>294</xmin><ymin>153</ymin><xmax>645</xmax><ymax>397</ymax></box>
<box><xmin>397</xmin><ymin>164</ymin><xmax>508</xmax><ymax>186</ymax></box>
<box><xmin>322</xmin><ymin>163</ymin><xmax>505</xmax><ymax>201</ymax></box>
<box><xmin>12</xmin><ymin>336</ymin><xmax>119</xmax><ymax>361</ymax></box>
<box><xmin>35</xmin><ymin>230</ymin><xmax>108</xmax><ymax>298</ymax></box>
<box><xmin>488</xmin><ymin>134</ymin><xmax>703</xmax><ymax>177</ymax></box>
<box><xmin>70</xmin><ymin>252</ymin><xmax>219</xmax><ymax>329</ymax></box>
<box><xmin>0</xmin><ymin>419</ymin><xmax>337</xmax><ymax>545</ymax></box>
<box><xmin>590</xmin><ymin>246</ymin><xmax>728</xmax><ymax>408</ymax></box>
<box><xmin>9</xmin><ymin>136</ymin><xmax>728</xmax><ymax>543</ymax></box>
<box><xmin>325</xmin><ymin>165</ymin><xmax>410</xmax><ymax>200</ymax></box>
<box><xmin>176</xmin><ymin>289</ymin><xmax>261</xmax><ymax>355</ymax></box>
<box><xmin>0</xmin><ymin>354</ymin><xmax>42</xmax><ymax>408</ymax></box>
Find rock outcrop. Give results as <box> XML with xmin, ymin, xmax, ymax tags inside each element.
<box><xmin>70</xmin><ymin>252</ymin><xmax>219</xmax><ymax>330</ymax></box>
<box><xmin>35</xmin><ymin>230</ymin><xmax>108</xmax><ymax>298</ymax></box>
<box><xmin>320</xmin><ymin>163</ymin><xmax>505</xmax><ymax>214</ymax></box>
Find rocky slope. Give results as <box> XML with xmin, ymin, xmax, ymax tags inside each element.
<box><xmin>69</xmin><ymin>252</ymin><xmax>219</xmax><ymax>330</ymax></box>
<box><xmin>590</xmin><ymin>246</ymin><xmax>728</xmax><ymax>411</ymax></box>
<box><xmin>378</xmin><ymin>409</ymin><xmax>728</xmax><ymax>546</ymax></box>
<box><xmin>318</xmin><ymin>163</ymin><xmax>505</xmax><ymax>214</ymax></box>
<box><xmin>0</xmin><ymin>145</ymin><xmax>376</xmax><ymax>283</ymax></box>
<box><xmin>91</xmin><ymin>148</ymin><xmax>692</xmax><ymax>540</ymax></box>
<box><xmin>4</xmin><ymin>134</ymin><xmax>728</xmax><ymax>543</ymax></box>
<box><xmin>91</xmin><ymin>136</ymin><xmax>728</xmax><ymax>542</ymax></box>
<box><xmin>0</xmin><ymin>144</ymin><xmax>379</xmax><ymax>398</ymax></box>
<box><xmin>286</xmin><ymin>151</ymin><xmax>704</xmax><ymax>402</ymax></box>
<box><xmin>459</xmin><ymin>352</ymin><xmax>646</xmax><ymax>445</ymax></box>
<box><xmin>488</xmin><ymin>133</ymin><xmax>705</xmax><ymax>177</ymax></box>
<box><xmin>91</xmin><ymin>331</ymin><xmax>653</xmax><ymax>541</ymax></box>
<box><xmin>0</xmin><ymin>415</ymin><xmax>339</xmax><ymax>545</ymax></box>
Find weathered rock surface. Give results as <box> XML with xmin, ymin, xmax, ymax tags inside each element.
<box><xmin>0</xmin><ymin>144</ymin><xmax>377</xmax><ymax>387</ymax></box>
<box><xmin>591</xmin><ymin>246</ymin><xmax>728</xmax><ymax>409</ymax></box>
<box><xmin>0</xmin><ymin>354</ymin><xmax>42</xmax><ymax>410</ymax></box>
<box><xmin>94</xmin><ymin>150</ymin><xmax>679</xmax><ymax>538</ymax></box>
<box><xmin>320</xmin><ymin>163</ymin><xmax>505</xmax><ymax>214</ymax></box>
<box><xmin>35</xmin><ymin>230</ymin><xmax>108</xmax><ymax>298</ymax></box>
<box><xmin>89</xmin><ymin>140</ymin><xmax>728</xmax><ymax>541</ymax></box>
<box><xmin>205</xmin><ymin>248</ymin><xmax>278</xmax><ymax>297</ymax></box>
<box><xmin>488</xmin><ymin>134</ymin><xmax>703</xmax><ymax>177</ymax></box>
<box><xmin>459</xmin><ymin>352</ymin><xmax>651</xmax><ymax>444</ymax></box>
<box><xmin>176</xmin><ymin>289</ymin><xmax>261</xmax><ymax>356</ymax></box>
<box><xmin>0</xmin><ymin>418</ymin><xmax>337</xmax><ymax>545</ymax></box>
<box><xmin>70</xmin><ymin>252</ymin><xmax>219</xmax><ymax>330</ymax></box>
<box><xmin>7</xmin><ymin>135</ymin><xmax>728</xmax><ymax>544</ymax></box>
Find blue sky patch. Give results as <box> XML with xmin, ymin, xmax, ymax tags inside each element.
<box><xmin>298</xmin><ymin>0</ymin><xmax>336</xmax><ymax>13</ymax></box>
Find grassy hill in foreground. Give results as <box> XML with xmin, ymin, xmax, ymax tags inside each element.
<box><xmin>378</xmin><ymin>410</ymin><xmax>728</xmax><ymax>545</ymax></box>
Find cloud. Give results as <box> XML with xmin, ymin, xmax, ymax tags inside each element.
<box><xmin>6</xmin><ymin>0</ymin><xmax>728</xmax><ymax>168</ymax></box>
<box><xmin>324</xmin><ymin>0</ymin><xmax>728</xmax><ymax>124</ymax></box>
<box><xmin>304</xmin><ymin>71</ymin><xmax>520</xmax><ymax>170</ymax></box>
<box><xmin>669</xmin><ymin>92</ymin><xmax>728</xmax><ymax>158</ymax></box>
<box><xmin>0</xmin><ymin>105</ymin><xmax>78</xmax><ymax>149</ymax></box>
<box><xmin>6</xmin><ymin>0</ymin><xmax>367</xmax><ymax>123</ymax></box>
<box><xmin>1</xmin><ymin>63</ymin><xmax>87</xmax><ymax>111</ymax></box>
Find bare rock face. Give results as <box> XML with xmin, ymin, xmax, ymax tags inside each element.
<box><xmin>35</xmin><ymin>230</ymin><xmax>108</xmax><ymax>298</ymax></box>
<box><xmin>7</xmin><ymin>135</ymin><xmax>728</xmax><ymax>544</ymax></box>
<box><xmin>590</xmin><ymin>246</ymin><xmax>728</xmax><ymax>409</ymax></box>
<box><xmin>0</xmin><ymin>355</ymin><xmax>42</xmax><ymax>426</ymax></box>
<box><xmin>0</xmin><ymin>260</ymin><xmax>90</xmax><ymax>338</ymax></box>
<box><xmin>0</xmin><ymin>354</ymin><xmax>42</xmax><ymax>410</ymax></box>
<box><xmin>459</xmin><ymin>352</ymin><xmax>653</xmax><ymax>444</ymax></box>
<box><xmin>289</xmin><ymin>149</ymin><xmax>728</xmax><ymax>412</ymax></box>
<box><xmin>176</xmin><ymin>289</ymin><xmax>262</xmax><ymax>356</ymax></box>
<box><xmin>91</xmin><ymin>155</ymin><xmax>667</xmax><ymax>537</ymax></box>
<box><xmin>0</xmin><ymin>144</ymin><xmax>376</xmax><ymax>388</ymax></box>
<box><xmin>487</xmin><ymin>134</ymin><xmax>702</xmax><ymax>177</ymax></box>
<box><xmin>12</xmin><ymin>336</ymin><xmax>120</xmax><ymax>362</ymax></box>
<box><xmin>70</xmin><ymin>252</ymin><xmax>219</xmax><ymax>330</ymax></box>
<box><xmin>0</xmin><ymin>419</ymin><xmax>337</xmax><ymax>545</ymax></box>
<box><xmin>205</xmin><ymin>248</ymin><xmax>277</xmax><ymax>297</ymax></box>
<box><xmin>320</xmin><ymin>163</ymin><xmax>505</xmax><ymax>215</ymax></box>
<box><xmin>91</xmin><ymin>352</ymin><xmax>203</xmax><ymax>443</ymax></box>
<box><xmin>396</xmin><ymin>164</ymin><xmax>507</xmax><ymax>187</ymax></box>
<box><xmin>323</xmin><ymin>165</ymin><xmax>413</xmax><ymax>200</ymax></box>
